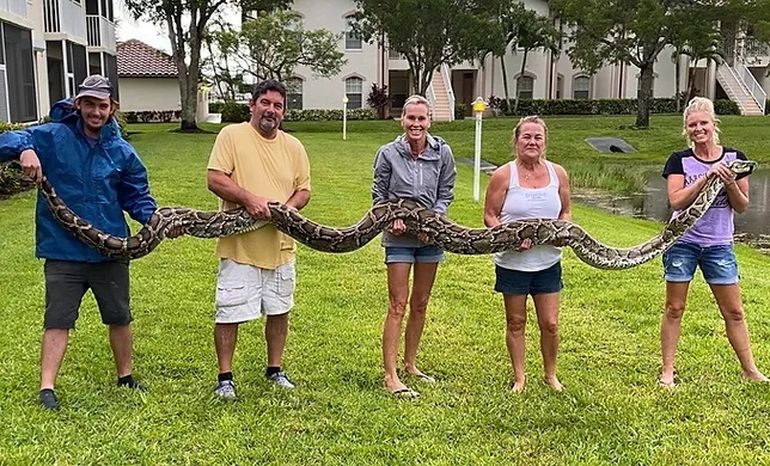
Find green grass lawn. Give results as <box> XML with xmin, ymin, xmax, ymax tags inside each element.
<box><xmin>1</xmin><ymin>116</ymin><xmax>770</xmax><ymax>465</ymax></box>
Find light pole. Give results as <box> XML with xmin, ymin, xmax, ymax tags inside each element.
<box><xmin>342</xmin><ymin>95</ymin><xmax>349</xmax><ymax>140</ymax></box>
<box><xmin>471</xmin><ymin>96</ymin><xmax>487</xmax><ymax>203</ymax></box>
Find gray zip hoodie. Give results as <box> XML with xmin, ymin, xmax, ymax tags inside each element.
<box><xmin>372</xmin><ymin>133</ymin><xmax>457</xmax><ymax>247</ymax></box>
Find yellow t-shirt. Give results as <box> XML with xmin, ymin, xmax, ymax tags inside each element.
<box><xmin>207</xmin><ymin>122</ymin><xmax>311</xmax><ymax>269</ymax></box>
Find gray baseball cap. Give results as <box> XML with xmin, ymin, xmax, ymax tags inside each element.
<box><xmin>74</xmin><ymin>74</ymin><xmax>114</xmax><ymax>101</ymax></box>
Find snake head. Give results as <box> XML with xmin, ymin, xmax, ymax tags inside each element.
<box><xmin>727</xmin><ymin>159</ymin><xmax>757</xmax><ymax>176</ymax></box>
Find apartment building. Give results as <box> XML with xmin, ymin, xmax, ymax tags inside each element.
<box><xmin>0</xmin><ymin>0</ymin><xmax>117</xmax><ymax>122</ymax></box>
<box><xmin>286</xmin><ymin>0</ymin><xmax>769</xmax><ymax>119</ymax></box>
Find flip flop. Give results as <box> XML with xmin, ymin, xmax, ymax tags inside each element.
<box><xmin>659</xmin><ymin>370</ymin><xmax>678</xmax><ymax>388</ymax></box>
<box><xmin>659</xmin><ymin>378</ymin><xmax>677</xmax><ymax>388</ymax></box>
<box><xmin>388</xmin><ymin>387</ymin><xmax>420</xmax><ymax>398</ymax></box>
<box><xmin>409</xmin><ymin>372</ymin><xmax>436</xmax><ymax>384</ymax></box>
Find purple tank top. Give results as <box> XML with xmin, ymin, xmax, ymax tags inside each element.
<box><xmin>662</xmin><ymin>147</ymin><xmax>747</xmax><ymax>247</ymax></box>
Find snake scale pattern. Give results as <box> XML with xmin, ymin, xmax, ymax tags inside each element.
<box><xmin>38</xmin><ymin>160</ymin><xmax>756</xmax><ymax>270</ymax></box>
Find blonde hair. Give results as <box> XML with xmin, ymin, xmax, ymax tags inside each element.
<box><xmin>401</xmin><ymin>94</ymin><xmax>431</xmax><ymax>117</ymax></box>
<box><xmin>682</xmin><ymin>97</ymin><xmax>721</xmax><ymax>147</ymax></box>
<box><xmin>512</xmin><ymin>115</ymin><xmax>549</xmax><ymax>159</ymax></box>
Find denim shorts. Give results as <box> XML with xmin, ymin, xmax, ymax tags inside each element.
<box><xmin>384</xmin><ymin>245</ymin><xmax>445</xmax><ymax>264</ymax></box>
<box><xmin>494</xmin><ymin>262</ymin><xmax>563</xmax><ymax>296</ymax></box>
<box><xmin>663</xmin><ymin>242</ymin><xmax>739</xmax><ymax>285</ymax></box>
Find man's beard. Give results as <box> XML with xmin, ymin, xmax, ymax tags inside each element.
<box><xmin>259</xmin><ymin>116</ymin><xmax>277</xmax><ymax>133</ymax></box>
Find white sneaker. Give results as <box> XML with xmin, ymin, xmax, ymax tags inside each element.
<box><xmin>214</xmin><ymin>379</ymin><xmax>237</xmax><ymax>399</ymax></box>
<box><xmin>267</xmin><ymin>371</ymin><xmax>295</xmax><ymax>390</ymax></box>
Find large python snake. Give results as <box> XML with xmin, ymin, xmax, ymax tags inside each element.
<box><xmin>38</xmin><ymin>159</ymin><xmax>756</xmax><ymax>270</ymax></box>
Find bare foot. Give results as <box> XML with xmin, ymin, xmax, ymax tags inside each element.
<box><xmin>404</xmin><ymin>365</ymin><xmax>436</xmax><ymax>383</ymax></box>
<box><xmin>511</xmin><ymin>379</ymin><xmax>526</xmax><ymax>393</ymax></box>
<box><xmin>743</xmin><ymin>370</ymin><xmax>770</xmax><ymax>382</ymax></box>
<box><xmin>544</xmin><ymin>375</ymin><xmax>564</xmax><ymax>392</ymax></box>
<box><xmin>659</xmin><ymin>372</ymin><xmax>677</xmax><ymax>388</ymax></box>
<box><xmin>384</xmin><ymin>374</ymin><xmax>407</xmax><ymax>394</ymax></box>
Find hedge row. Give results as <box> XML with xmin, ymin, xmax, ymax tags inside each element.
<box><xmin>122</xmin><ymin>110</ymin><xmax>182</xmax><ymax>124</ymax></box>
<box><xmin>0</xmin><ymin>122</ymin><xmax>33</xmax><ymax>197</ymax></box>
<box><xmin>218</xmin><ymin>101</ymin><xmax>376</xmax><ymax>123</ymax></box>
<box><xmin>484</xmin><ymin>98</ymin><xmax>741</xmax><ymax>116</ymax></box>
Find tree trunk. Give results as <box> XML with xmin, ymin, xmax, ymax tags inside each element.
<box><xmin>721</xmin><ymin>21</ymin><xmax>737</xmax><ymax>67</ymax></box>
<box><xmin>514</xmin><ymin>50</ymin><xmax>529</xmax><ymax>115</ymax></box>
<box><xmin>500</xmin><ymin>55</ymin><xmax>510</xmax><ymax>113</ymax></box>
<box><xmin>686</xmin><ymin>58</ymin><xmax>699</xmax><ymax>102</ymax></box>
<box><xmin>167</xmin><ymin>12</ymin><xmax>201</xmax><ymax>132</ymax></box>
<box><xmin>674</xmin><ymin>53</ymin><xmax>681</xmax><ymax>112</ymax></box>
<box><xmin>418</xmin><ymin>68</ymin><xmax>433</xmax><ymax>96</ymax></box>
<box><xmin>635</xmin><ymin>61</ymin><xmax>654</xmax><ymax>128</ymax></box>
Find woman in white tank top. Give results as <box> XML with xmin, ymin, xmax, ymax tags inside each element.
<box><xmin>483</xmin><ymin>116</ymin><xmax>572</xmax><ymax>393</ymax></box>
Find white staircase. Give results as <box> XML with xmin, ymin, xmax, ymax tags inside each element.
<box><xmin>426</xmin><ymin>65</ymin><xmax>455</xmax><ymax>122</ymax></box>
<box><xmin>716</xmin><ymin>63</ymin><xmax>765</xmax><ymax>116</ymax></box>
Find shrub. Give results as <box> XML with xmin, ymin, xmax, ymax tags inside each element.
<box><xmin>284</xmin><ymin>108</ymin><xmax>376</xmax><ymax>121</ymax></box>
<box><xmin>501</xmin><ymin>98</ymin><xmax>740</xmax><ymax>116</ymax></box>
<box><xmin>209</xmin><ymin>101</ymin><xmax>225</xmax><ymax>114</ymax></box>
<box><xmin>221</xmin><ymin>101</ymin><xmax>251</xmax><ymax>123</ymax></box>
<box><xmin>121</xmin><ymin>110</ymin><xmax>182</xmax><ymax>124</ymax></box>
<box><xmin>454</xmin><ymin>103</ymin><xmax>468</xmax><ymax>120</ymax></box>
<box><xmin>114</xmin><ymin>111</ymin><xmax>129</xmax><ymax>139</ymax></box>
<box><xmin>0</xmin><ymin>122</ymin><xmax>33</xmax><ymax>197</ymax></box>
<box><xmin>0</xmin><ymin>161</ymin><xmax>33</xmax><ymax>197</ymax></box>
<box><xmin>367</xmin><ymin>84</ymin><xmax>390</xmax><ymax>120</ymax></box>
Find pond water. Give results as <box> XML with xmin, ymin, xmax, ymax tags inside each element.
<box><xmin>574</xmin><ymin>169</ymin><xmax>770</xmax><ymax>238</ymax></box>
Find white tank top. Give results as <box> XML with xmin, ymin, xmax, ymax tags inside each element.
<box><xmin>494</xmin><ymin>160</ymin><xmax>562</xmax><ymax>271</ymax></box>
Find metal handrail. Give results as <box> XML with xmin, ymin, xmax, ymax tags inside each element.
<box><xmin>718</xmin><ymin>63</ymin><xmax>746</xmax><ymax>107</ymax></box>
<box><xmin>440</xmin><ymin>63</ymin><xmax>455</xmax><ymax>122</ymax></box>
<box><xmin>425</xmin><ymin>82</ymin><xmax>436</xmax><ymax>117</ymax></box>
<box><xmin>735</xmin><ymin>56</ymin><xmax>767</xmax><ymax>114</ymax></box>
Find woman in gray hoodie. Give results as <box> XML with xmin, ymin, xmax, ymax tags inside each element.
<box><xmin>372</xmin><ymin>95</ymin><xmax>456</xmax><ymax>398</ymax></box>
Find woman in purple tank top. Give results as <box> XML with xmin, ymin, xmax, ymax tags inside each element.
<box><xmin>659</xmin><ymin>97</ymin><xmax>768</xmax><ymax>387</ymax></box>
<box><xmin>483</xmin><ymin>116</ymin><xmax>572</xmax><ymax>393</ymax></box>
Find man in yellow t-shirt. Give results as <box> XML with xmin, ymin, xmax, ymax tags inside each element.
<box><xmin>207</xmin><ymin>80</ymin><xmax>311</xmax><ymax>398</ymax></box>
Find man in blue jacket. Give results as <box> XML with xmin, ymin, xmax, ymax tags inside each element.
<box><xmin>0</xmin><ymin>75</ymin><xmax>158</xmax><ymax>410</ymax></box>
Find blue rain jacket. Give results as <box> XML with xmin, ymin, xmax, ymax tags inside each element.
<box><xmin>0</xmin><ymin>99</ymin><xmax>157</xmax><ymax>262</ymax></box>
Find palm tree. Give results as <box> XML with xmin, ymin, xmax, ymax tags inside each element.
<box><xmin>512</xmin><ymin>10</ymin><xmax>559</xmax><ymax>114</ymax></box>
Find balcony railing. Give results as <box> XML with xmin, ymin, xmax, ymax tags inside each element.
<box><xmin>44</xmin><ymin>0</ymin><xmax>86</xmax><ymax>39</ymax></box>
<box><xmin>0</xmin><ymin>0</ymin><xmax>27</xmax><ymax>18</ymax></box>
<box><xmin>86</xmin><ymin>15</ymin><xmax>116</xmax><ymax>52</ymax></box>
<box><xmin>737</xmin><ymin>37</ymin><xmax>770</xmax><ymax>67</ymax></box>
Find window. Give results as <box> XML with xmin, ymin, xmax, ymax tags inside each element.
<box><xmin>517</xmin><ymin>76</ymin><xmax>533</xmax><ymax>99</ymax></box>
<box><xmin>104</xmin><ymin>53</ymin><xmax>118</xmax><ymax>99</ymax></box>
<box><xmin>573</xmin><ymin>75</ymin><xmax>590</xmax><ymax>99</ymax></box>
<box><xmin>388</xmin><ymin>48</ymin><xmax>403</xmax><ymax>60</ymax></box>
<box><xmin>286</xmin><ymin>77</ymin><xmax>303</xmax><ymax>110</ymax></box>
<box><xmin>344</xmin><ymin>15</ymin><xmax>361</xmax><ymax>50</ymax></box>
<box><xmin>556</xmin><ymin>75</ymin><xmax>564</xmax><ymax>99</ymax></box>
<box><xmin>345</xmin><ymin>77</ymin><xmax>363</xmax><ymax>109</ymax></box>
<box><xmin>3</xmin><ymin>22</ymin><xmax>37</xmax><ymax>122</ymax></box>
<box><xmin>67</xmin><ymin>41</ymin><xmax>87</xmax><ymax>96</ymax></box>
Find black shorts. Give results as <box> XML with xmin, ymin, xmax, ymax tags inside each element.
<box><xmin>494</xmin><ymin>262</ymin><xmax>563</xmax><ymax>296</ymax></box>
<box><xmin>44</xmin><ymin>260</ymin><xmax>132</xmax><ymax>329</ymax></box>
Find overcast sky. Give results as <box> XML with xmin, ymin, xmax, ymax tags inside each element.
<box><xmin>114</xmin><ymin>0</ymin><xmax>241</xmax><ymax>54</ymax></box>
<box><xmin>114</xmin><ymin>0</ymin><xmax>171</xmax><ymax>52</ymax></box>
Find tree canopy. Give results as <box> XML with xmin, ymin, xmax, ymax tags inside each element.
<box><xmin>206</xmin><ymin>9</ymin><xmax>345</xmax><ymax>98</ymax></box>
<box><xmin>124</xmin><ymin>0</ymin><xmax>237</xmax><ymax>131</ymax></box>
<box><xmin>352</xmin><ymin>0</ymin><xmax>487</xmax><ymax>95</ymax></box>
<box><xmin>552</xmin><ymin>0</ymin><xmax>715</xmax><ymax>128</ymax></box>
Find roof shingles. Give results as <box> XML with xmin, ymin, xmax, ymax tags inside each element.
<box><xmin>117</xmin><ymin>39</ymin><xmax>178</xmax><ymax>78</ymax></box>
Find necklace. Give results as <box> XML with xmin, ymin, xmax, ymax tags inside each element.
<box><xmin>517</xmin><ymin>160</ymin><xmax>539</xmax><ymax>181</ymax></box>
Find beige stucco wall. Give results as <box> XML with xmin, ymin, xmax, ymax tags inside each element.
<box><xmin>117</xmin><ymin>77</ymin><xmax>180</xmax><ymax>112</ymax></box>
<box><xmin>290</xmin><ymin>0</ymin><xmax>381</xmax><ymax>109</ymax></box>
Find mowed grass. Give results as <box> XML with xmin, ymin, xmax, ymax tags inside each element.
<box><xmin>1</xmin><ymin>115</ymin><xmax>770</xmax><ymax>465</ymax></box>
